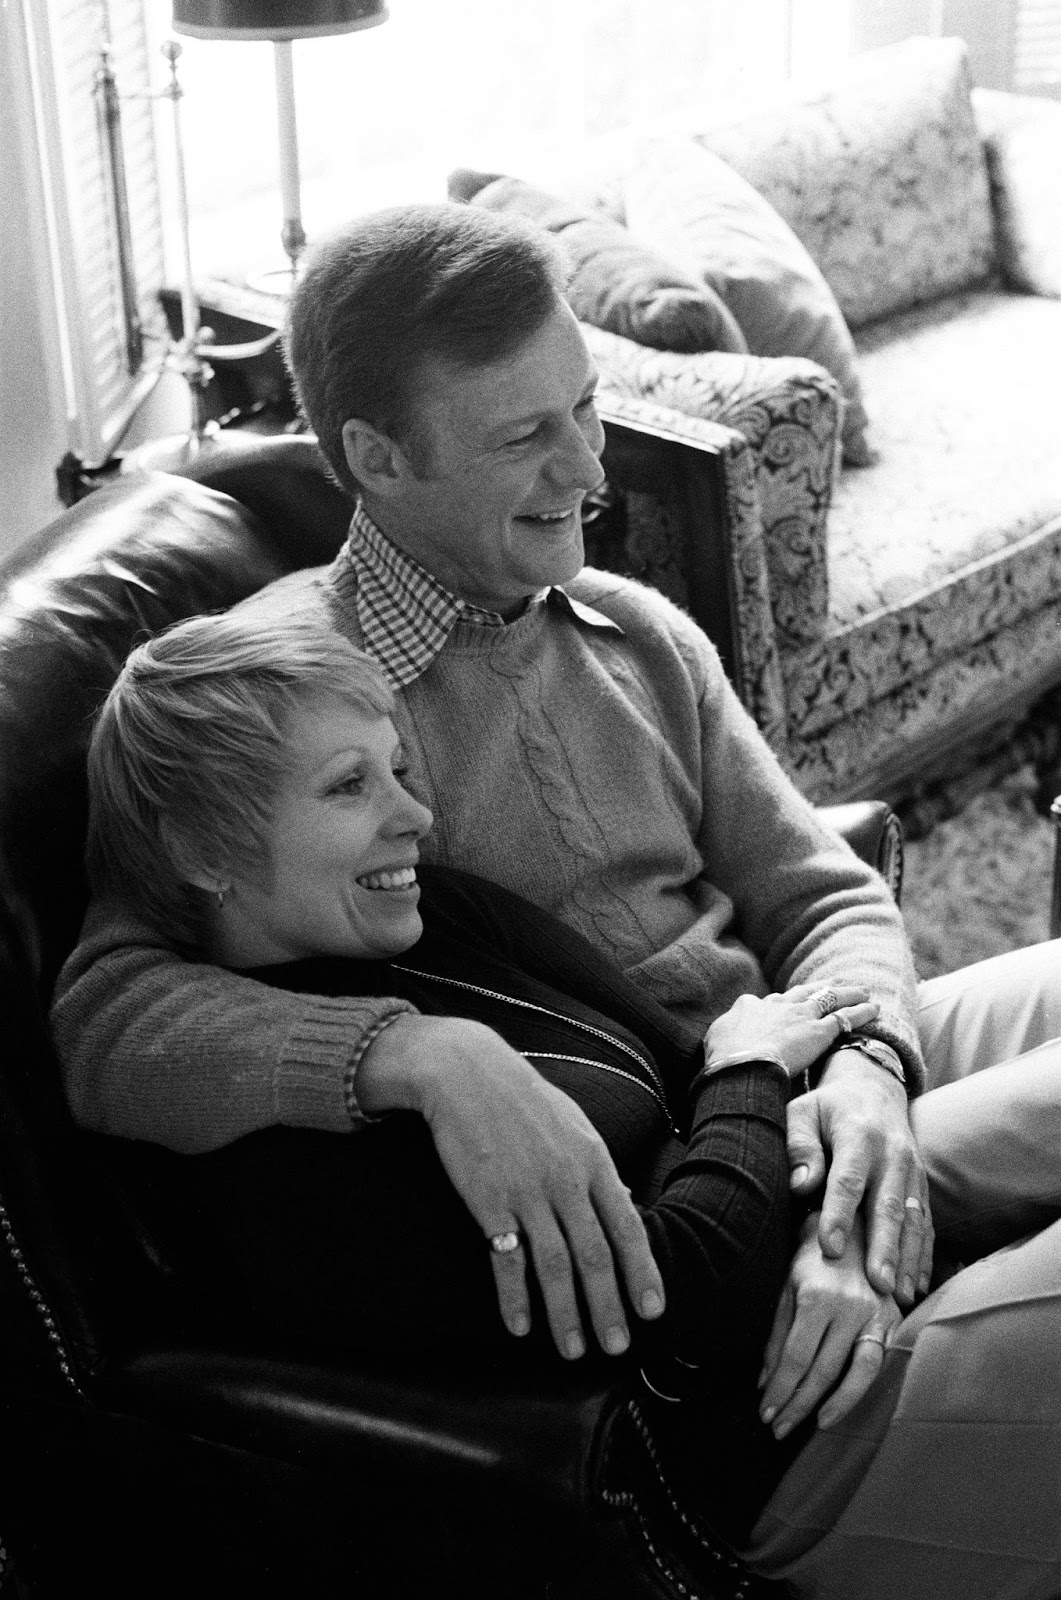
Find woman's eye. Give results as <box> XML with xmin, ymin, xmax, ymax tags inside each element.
<box><xmin>331</xmin><ymin>774</ymin><xmax>365</xmax><ymax>797</ymax></box>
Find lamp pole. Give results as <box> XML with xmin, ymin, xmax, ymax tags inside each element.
<box><xmin>273</xmin><ymin>39</ymin><xmax>307</xmax><ymax>272</ymax></box>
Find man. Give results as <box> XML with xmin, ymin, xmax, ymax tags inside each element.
<box><xmin>55</xmin><ymin>202</ymin><xmax>985</xmax><ymax>1408</ymax></box>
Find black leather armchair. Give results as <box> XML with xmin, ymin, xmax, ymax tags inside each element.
<box><xmin>0</xmin><ymin>420</ymin><xmax>899</xmax><ymax>1599</ymax></box>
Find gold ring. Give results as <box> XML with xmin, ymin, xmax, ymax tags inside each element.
<box><xmin>904</xmin><ymin>1196</ymin><xmax>925</xmax><ymax>1215</ymax></box>
<box><xmin>489</xmin><ymin>1231</ymin><xmax>522</xmax><ymax>1254</ymax></box>
<box><xmin>810</xmin><ymin>987</ymin><xmax>842</xmax><ymax>1018</ymax></box>
<box><xmin>854</xmin><ymin>1333</ymin><xmax>887</xmax><ymax>1348</ymax></box>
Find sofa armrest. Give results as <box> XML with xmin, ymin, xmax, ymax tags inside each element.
<box><xmin>973</xmin><ymin>88</ymin><xmax>1061</xmax><ymax>299</ymax></box>
<box><xmin>820</xmin><ymin>800</ymin><xmax>904</xmax><ymax>902</ymax></box>
<box><xmin>586</xmin><ymin>323</ymin><xmax>841</xmax><ymax>649</ymax></box>
<box><xmin>596</xmin><ymin>391</ymin><xmax>789</xmax><ymax>755</ymax></box>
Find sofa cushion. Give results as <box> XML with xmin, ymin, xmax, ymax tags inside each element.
<box><xmin>449</xmin><ymin>170</ymin><xmax>748</xmax><ymax>355</ymax></box>
<box><xmin>974</xmin><ymin>89</ymin><xmax>1061</xmax><ymax>300</ymax></box>
<box><xmin>620</xmin><ymin>138</ymin><xmax>873</xmax><ymax>467</ymax></box>
<box><xmin>694</xmin><ymin>36</ymin><xmax>996</xmax><ymax>330</ymax></box>
<box><xmin>585</xmin><ymin>325</ymin><xmax>839</xmax><ymax>649</ymax></box>
<box><xmin>782</xmin><ymin>289</ymin><xmax>1061</xmax><ymax>750</ymax></box>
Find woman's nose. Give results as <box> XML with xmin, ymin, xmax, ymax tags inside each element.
<box><xmin>388</xmin><ymin>781</ymin><xmax>433</xmax><ymax>839</ymax></box>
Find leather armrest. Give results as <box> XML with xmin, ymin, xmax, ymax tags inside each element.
<box><xmin>820</xmin><ymin>800</ymin><xmax>904</xmax><ymax>902</ymax></box>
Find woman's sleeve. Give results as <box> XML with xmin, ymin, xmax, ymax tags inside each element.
<box><xmin>638</xmin><ymin>1064</ymin><xmax>792</xmax><ymax>1369</ymax></box>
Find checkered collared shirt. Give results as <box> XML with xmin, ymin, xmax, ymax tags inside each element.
<box><xmin>327</xmin><ymin>503</ymin><xmax>621</xmax><ymax>689</ymax></box>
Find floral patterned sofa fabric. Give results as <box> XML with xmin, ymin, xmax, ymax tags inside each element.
<box><xmin>581</xmin><ymin>44</ymin><xmax>1061</xmax><ymax>805</ymax></box>
<box><xmin>692</xmin><ymin>36</ymin><xmax>997</xmax><ymax>331</ymax></box>
<box><xmin>585</xmin><ymin>326</ymin><xmax>840</xmax><ymax>649</ymax></box>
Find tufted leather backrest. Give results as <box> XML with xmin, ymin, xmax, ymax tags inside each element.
<box><xmin>0</xmin><ymin>438</ymin><xmax>352</xmax><ymax>1382</ymax></box>
<box><xmin>0</xmin><ymin>437</ymin><xmax>350</xmax><ymax>998</ymax></box>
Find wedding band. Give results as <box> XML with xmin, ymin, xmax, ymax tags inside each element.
<box><xmin>855</xmin><ymin>1333</ymin><xmax>887</xmax><ymax>1348</ymax></box>
<box><xmin>904</xmin><ymin>1196</ymin><xmax>925</xmax><ymax>1215</ymax></box>
<box><xmin>810</xmin><ymin>987</ymin><xmax>842</xmax><ymax>1018</ymax></box>
<box><xmin>832</xmin><ymin>1007</ymin><xmax>854</xmax><ymax>1036</ymax></box>
<box><xmin>489</xmin><ymin>1230</ymin><xmax>522</xmax><ymax>1254</ymax></box>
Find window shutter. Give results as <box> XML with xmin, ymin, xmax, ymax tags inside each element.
<box><xmin>1013</xmin><ymin>0</ymin><xmax>1061</xmax><ymax>94</ymax></box>
<box><xmin>25</xmin><ymin>0</ymin><xmax>167</xmax><ymax>465</ymax></box>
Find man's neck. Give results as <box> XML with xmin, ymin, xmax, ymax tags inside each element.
<box><xmin>354</xmin><ymin>498</ymin><xmax>537</xmax><ymax>621</ymax></box>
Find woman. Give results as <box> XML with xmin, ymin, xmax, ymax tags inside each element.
<box><xmin>70</xmin><ymin>609</ymin><xmax>1061</xmax><ymax>1598</ymax></box>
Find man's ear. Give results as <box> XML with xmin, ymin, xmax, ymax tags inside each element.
<box><xmin>342</xmin><ymin>417</ymin><xmax>405</xmax><ymax>490</ymax></box>
<box><xmin>160</xmin><ymin>817</ymin><xmax>228</xmax><ymax>897</ymax></box>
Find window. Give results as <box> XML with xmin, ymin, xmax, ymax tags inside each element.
<box><xmin>1013</xmin><ymin>0</ymin><xmax>1061</xmax><ymax>93</ymax></box>
<box><xmin>141</xmin><ymin>0</ymin><xmax>851</xmax><ymax>284</ymax></box>
<box><xmin>18</xmin><ymin>0</ymin><xmax>168</xmax><ymax>466</ymax></box>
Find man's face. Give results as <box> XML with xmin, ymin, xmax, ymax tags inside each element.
<box><xmin>369</xmin><ymin>301</ymin><xmax>607</xmax><ymax>615</ymax></box>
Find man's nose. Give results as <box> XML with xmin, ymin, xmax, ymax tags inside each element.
<box><xmin>547</xmin><ymin>410</ymin><xmax>606</xmax><ymax>494</ymax></box>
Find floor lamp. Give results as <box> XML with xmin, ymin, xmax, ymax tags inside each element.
<box><xmin>171</xmin><ymin>0</ymin><xmax>390</xmax><ymax>278</ymax></box>
<box><xmin>125</xmin><ymin>0</ymin><xmax>387</xmax><ymax>472</ymax></box>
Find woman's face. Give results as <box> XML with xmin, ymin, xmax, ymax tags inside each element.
<box><xmin>225</xmin><ymin>696</ymin><xmax>433</xmax><ymax>966</ymax></box>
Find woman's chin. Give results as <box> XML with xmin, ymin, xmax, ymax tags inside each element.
<box><xmin>366</xmin><ymin>901</ymin><xmax>423</xmax><ymax>958</ymax></box>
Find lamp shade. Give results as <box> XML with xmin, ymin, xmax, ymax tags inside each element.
<box><xmin>172</xmin><ymin>0</ymin><xmax>387</xmax><ymax>41</ymax></box>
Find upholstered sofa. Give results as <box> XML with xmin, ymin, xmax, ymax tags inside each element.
<box><xmin>453</xmin><ymin>37</ymin><xmax>1061</xmax><ymax>805</ymax></box>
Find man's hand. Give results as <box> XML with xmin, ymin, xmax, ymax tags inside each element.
<box><xmin>357</xmin><ymin>1014</ymin><xmax>666</xmax><ymax>1359</ymax></box>
<box><xmin>787</xmin><ymin>1049</ymin><xmax>933</xmax><ymax>1304</ymax></box>
<box><xmin>759</xmin><ymin>1213</ymin><xmax>901</xmax><ymax>1439</ymax></box>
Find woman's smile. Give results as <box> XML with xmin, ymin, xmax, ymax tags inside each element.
<box><xmin>218</xmin><ymin>696</ymin><xmax>433</xmax><ymax>967</ymax></box>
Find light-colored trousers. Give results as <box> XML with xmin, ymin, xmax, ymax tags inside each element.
<box><xmin>747</xmin><ymin>940</ymin><xmax>1061</xmax><ymax>1600</ymax></box>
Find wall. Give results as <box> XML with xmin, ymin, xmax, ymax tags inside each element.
<box><xmin>0</xmin><ymin>4</ymin><xmax>71</xmax><ymax>556</ymax></box>
<box><xmin>850</xmin><ymin>0</ymin><xmax>1018</xmax><ymax>86</ymax></box>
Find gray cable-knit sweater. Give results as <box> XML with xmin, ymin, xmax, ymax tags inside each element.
<box><xmin>51</xmin><ymin>560</ymin><xmax>922</xmax><ymax>1155</ymax></box>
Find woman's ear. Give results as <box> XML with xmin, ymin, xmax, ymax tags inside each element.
<box><xmin>342</xmin><ymin>417</ymin><xmax>404</xmax><ymax>489</ymax></box>
<box><xmin>160</xmin><ymin>817</ymin><xmax>229</xmax><ymax>898</ymax></box>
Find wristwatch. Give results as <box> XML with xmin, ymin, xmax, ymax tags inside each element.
<box><xmin>836</xmin><ymin>1032</ymin><xmax>906</xmax><ymax>1089</ymax></box>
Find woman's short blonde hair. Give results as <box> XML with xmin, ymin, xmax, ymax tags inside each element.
<box><xmin>87</xmin><ymin>608</ymin><xmax>394</xmax><ymax>947</ymax></box>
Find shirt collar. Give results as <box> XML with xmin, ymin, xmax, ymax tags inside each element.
<box><xmin>331</xmin><ymin>503</ymin><xmax>622</xmax><ymax>690</ymax></box>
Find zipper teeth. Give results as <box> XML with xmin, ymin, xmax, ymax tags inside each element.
<box><xmin>391</xmin><ymin>963</ymin><xmax>671</xmax><ymax>1105</ymax></box>
<box><xmin>522</xmin><ymin>1052</ymin><xmax>670</xmax><ymax>1119</ymax></box>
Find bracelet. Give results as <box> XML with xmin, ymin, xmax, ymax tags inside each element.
<box><xmin>342</xmin><ymin>1010</ymin><xmax>409</xmax><ymax>1125</ymax></box>
<box><xmin>689</xmin><ymin>1049</ymin><xmax>790</xmax><ymax>1099</ymax></box>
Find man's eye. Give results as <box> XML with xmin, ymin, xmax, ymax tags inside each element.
<box><xmin>392</xmin><ymin>764</ymin><xmax>412</xmax><ymax>785</ymax></box>
<box><xmin>576</xmin><ymin>394</ymin><xmax>597</xmax><ymax>414</ymax></box>
<box><xmin>506</xmin><ymin>427</ymin><xmax>539</xmax><ymax>448</ymax></box>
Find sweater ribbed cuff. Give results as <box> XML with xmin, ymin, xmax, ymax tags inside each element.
<box><xmin>342</xmin><ymin>1010</ymin><xmax>411</xmax><ymax>1126</ymax></box>
<box><xmin>277</xmin><ymin>996</ymin><xmax>418</xmax><ymax>1134</ymax></box>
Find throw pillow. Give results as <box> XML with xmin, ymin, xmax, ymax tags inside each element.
<box><xmin>974</xmin><ymin>89</ymin><xmax>1061</xmax><ymax>300</ymax></box>
<box><xmin>621</xmin><ymin>139</ymin><xmax>874</xmax><ymax>466</ymax></box>
<box><xmin>447</xmin><ymin>169</ymin><xmax>748</xmax><ymax>356</ymax></box>
<box><xmin>693</xmin><ymin>36</ymin><xmax>995</xmax><ymax>329</ymax></box>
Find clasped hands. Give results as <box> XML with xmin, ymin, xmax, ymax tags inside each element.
<box><xmin>712</xmin><ymin>986</ymin><xmax>934</xmax><ymax>1438</ymax></box>
<box><xmin>358</xmin><ymin>984</ymin><xmax>933</xmax><ymax>1434</ymax></box>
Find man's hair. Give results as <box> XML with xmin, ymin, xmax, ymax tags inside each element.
<box><xmin>86</xmin><ymin>610</ymin><xmax>394</xmax><ymax>947</ymax></box>
<box><xmin>284</xmin><ymin>202</ymin><xmax>567</xmax><ymax>495</ymax></box>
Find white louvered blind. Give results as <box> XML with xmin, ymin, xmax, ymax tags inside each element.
<box><xmin>1013</xmin><ymin>0</ymin><xmax>1061</xmax><ymax>93</ymax></box>
<box><xmin>26</xmin><ymin>0</ymin><xmax>167</xmax><ymax>465</ymax></box>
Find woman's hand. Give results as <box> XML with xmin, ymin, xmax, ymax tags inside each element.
<box><xmin>705</xmin><ymin>983</ymin><xmax>880</xmax><ymax>1077</ymax></box>
<box><xmin>758</xmin><ymin>1213</ymin><xmax>901</xmax><ymax>1440</ymax></box>
<box><xmin>357</xmin><ymin>1014</ymin><xmax>666</xmax><ymax>1360</ymax></box>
